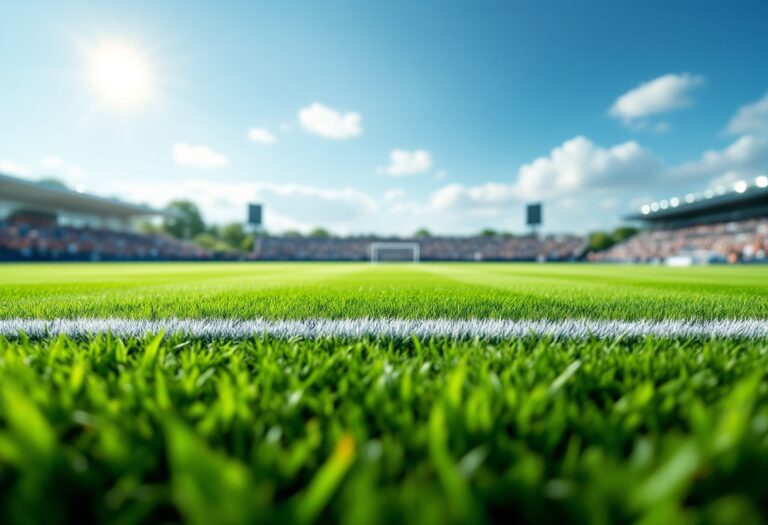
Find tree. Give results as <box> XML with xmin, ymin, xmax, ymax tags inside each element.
<box><xmin>163</xmin><ymin>200</ymin><xmax>205</xmax><ymax>240</ymax></box>
<box><xmin>612</xmin><ymin>226</ymin><xmax>640</xmax><ymax>243</ymax></box>
<box><xmin>588</xmin><ymin>226</ymin><xmax>642</xmax><ymax>252</ymax></box>
<box><xmin>413</xmin><ymin>228</ymin><xmax>431</xmax><ymax>238</ymax></box>
<box><xmin>193</xmin><ymin>233</ymin><xmax>230</xmax><ymax>252</ymax></box>
<box><xmin>219</xmin><ymin>223</ymin><xmax>247</xmax><ymax>249</ymax></box>
<box><xmin>240</xmin><ymin>235</ymin><xmax>255</xmax><ymax>252</ymax></box>
<box><xmin>283</xmin><ymin>230</ymin><xmax>303</xmax><ymax>238</ymax></box>
<box><xmin>309</xmin><ymin>228</ymin><xmax>331</xmax><ymax>238</ymax></box>
<box><xmin>138</xmin><ymin>220</ymin><xmax>163</xmax><ymax>235</ymax></box>
<box><xmin>588</xmin><ymin>231</ymin><xmax>614</xmax><ymax>251</ymax></box>
<box><xmin>479</xmin><ymin>228</ymin><xmax>497</xmax><ymax>238</ymax></box>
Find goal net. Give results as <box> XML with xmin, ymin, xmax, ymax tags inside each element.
<box><xmin>370</xmin><ymin>242</ymin><xmax>420</xmax><ymax>264</ymax></box>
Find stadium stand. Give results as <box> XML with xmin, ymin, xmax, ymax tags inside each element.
<box><xmin>594</xmin><ymin>176</ymin><xmax>768</xmax><ymax>263</ymax></box>
<box><xmin>254</xmin><ymin>235</ymin><xmax>587</xmax><ymax>261</ymax></box>
<box><xmin>0</xmin><ymin>172</ymin><xmax>165</xmax><ymax>232</ymax></box>
<box><xmin>592</xmin><ymin>218</ymin><xmax>768</xmax><ymax>263</ymax></box>
<box><xmin>0</xmin><ymin>222</ymin><xmax>210</xmax><ymax>261</ymax></box>
<box><xmin>0</xmin><ymin>224</ymin><xmax>585</xmax><ymax>262</ymax></box>
<box><xmin>0</xmin><ymin>172</ymin><xmax>211</xmax><ymax>261</ymax></box>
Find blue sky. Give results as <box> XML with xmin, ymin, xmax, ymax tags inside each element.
<box><xmin>2</xmin><ymin>0</ymin><xmax>768</xmax><ymax>234</ymax></box>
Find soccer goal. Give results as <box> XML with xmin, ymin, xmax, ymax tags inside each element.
<box><xmin>370</xmin><ymin>242</ymin><xmax>420</xmax><ymax>264</ymax></box>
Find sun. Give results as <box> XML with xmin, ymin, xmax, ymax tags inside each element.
<box><xmin>87</xmin><ymin>42</ymin><xmax>152</xmax><ymax>107</ymax></box>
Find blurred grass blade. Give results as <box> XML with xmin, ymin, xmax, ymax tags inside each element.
<box><xmin>549</xmin><ymin>360</ymin><xmax>581</xmax><ymax>395</ymax></box>
<box><xmin>429</xmin><ymin>404</ymin><xmax>482</xmax><ymax>523</ymax></box>
<box><xmin>165</xmin><ymin>418</ymin><xmax>259</xmax><ymax>525</ymax></box>
<box><xmin>295</xmin><ymin>434</ymin><xmax>356</xmax><ymax>524</ymax></box>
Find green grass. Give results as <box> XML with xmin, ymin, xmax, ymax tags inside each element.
<box><xmin>0</xmin><ymin>334</ymin><xmax>766</xmax><ymax>525</ymax></box>
<box><xmin>2</xmin><ymin>262</ymin><xmax>768</xmax><ymax>320</ymax></box>
<box><xmin>2</xmin><ymin>262</ymin><xmax>768</xmax><ymax>524</ymax></box>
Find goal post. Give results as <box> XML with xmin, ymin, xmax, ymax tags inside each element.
<box><xmin>370</xmin><ymin>242</ymin><xmax>420</xmax><ymax>264</ymax></box>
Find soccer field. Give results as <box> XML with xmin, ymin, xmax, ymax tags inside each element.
<box><xmin>1</xmin><ymin>262</ymin><xmax>768</xmax><ymax>524</ymax></box>
<box><xmin>2</xmin><ymin>262</ymin><xmax>768</xmax><ymax>321</ymax></box>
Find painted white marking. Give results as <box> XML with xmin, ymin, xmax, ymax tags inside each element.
<box><xmin>0</xmin><ymin>318</ymin><xmax>767</xmax><ymax>339</ymax></box>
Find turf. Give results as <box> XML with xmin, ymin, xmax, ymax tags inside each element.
<box><xmin>1</xmin><ymin>334</ymin><xmax>767</xmax><ymax>525</ymax></box>
<box><xmin>2</xmin><ymin>262</ymin><xmax>768</xmax><ymax>320</ymax></box>
<box><xmin>2</xmin><ymin>262</ymin><xmax>768</xmax><ymax>524</ymax></box>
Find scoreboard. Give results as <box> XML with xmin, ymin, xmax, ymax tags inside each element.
<box><xmin>247</xmin><ymin>203</ymin><xmax>262</xmax><ymax>226</ymax></box>
<box><xmin>526</xmin><ymin>203</ymin><xmax>542</xmax><ymax>226</ymax></box>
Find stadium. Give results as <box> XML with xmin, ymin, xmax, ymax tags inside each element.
<box><xmin>2</xmin><ymin>2</ymin><xmax>768</xmax><ymax>525</ymax></box>
<box><xmin>4</xmin><ymin>170</ymin><xmax>768</xmax><ymax>265</ymax></box>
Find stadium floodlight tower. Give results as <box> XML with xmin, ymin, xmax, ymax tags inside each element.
<box><xmin>246</xmin><ymin>203</ymin><xmax>264</xmax><ymax>254</ymax></box>
<box><xmin>526</xmin><ymin>203</ymin><xmax>542</xmax><ymax>237</ymax></box>
<box><xmin>246</xmin><ymin>203</ymin><xmax>263</xmax><ymax>232</ymax></box>
<box><xmin>370</xmin><ymin>241</ymin><xmax>420</xmax><ymax>264</ymax></box>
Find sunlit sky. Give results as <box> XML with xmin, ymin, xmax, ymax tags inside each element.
<box><xmin>2</xmin><ymin>0</ymin><xmax>768</xmax><ymax>234</ymax></box>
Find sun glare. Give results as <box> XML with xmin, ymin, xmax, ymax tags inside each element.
<box><xmin>88</xmin><ymin>42</ymin><xmax>152</xmax><ymax>107</ymax></box>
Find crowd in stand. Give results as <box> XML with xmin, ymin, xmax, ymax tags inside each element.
<box><xmin>255</xmin><ymin>235</ymin><xmax>587</xmax><ymax>261</ymax></box>
<box><xmin>0</xmin><ymin>222</ymin><xmax>211</xmax><ymax>261</ymax></box>
<box><xmin>591</xmin><ymin>218</ymin><xmax>768</xmax><ymax>263</ymax></box>
<box><xmin>8</xmin><ymin>216</ymin><xmax>768</xmax><ymax>264</ymax></box>
<box><xmin>0</xmin><ymin>221</ymin><xmax>587</xmax><ymax>262</ymax></box>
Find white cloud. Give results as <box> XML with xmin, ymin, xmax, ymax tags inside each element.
<box><xmin>101</xmin><ymin>124</ymin><xmax>766</xmax><ymax>236</ymax></box>
<box><xmin>726</xmin><ymin>92</ymin><xmax>768</xmax><ymax>135</ymax></box>
<box><xmin>515</xmin><ymin>136</ymin><xmax>664</xmax><ymax>199</ymax></box>
<box><xmin>112</xmin><ymin>179</ymin><xmax>376</xmax><ymax>234</ymax></box>
<box><xmin>40</xmin><ymin>155</ymin><xmax>88</xmax><ymax>182</ymax></box>
<box><xmin>298</xmin><ymin>102</ymin><xmax>362</xmax><ymax>140</ymax></box>
<box><xmin>610</xmin><ymin>73</ymin><xmax>704</xmax><ymax>125</ymax></box>
<box><xmin>428</xmin><ymin>183</ymin><xmax>517</xmax><ymax>212</ymax></box>
<box><xmin>0</xmin><ymin>160</ymin><xmax>28</xmax><ymax>177</ymax></box>
<box><xmin>396</xmin><ymin>136</ymin><xmax>667</xmax><ymax>232</ymax></box>
<box><xmin>247</xmin><ymin>128</ymin><xmax>277</xmax><ymax>145</ymax></box>
<box><xmin>376</xmin><ymin>182</ymin><xmax>523</xmax><ymax>232</ymax></box>
<box><xmin>377</xmin><ymin>149</ymin><xmax>433</xmax><ymax>176</ymax></box>
<box><xmin>105</xmin><ymin>134</ymin><xmax>664</xmax><ymax>235</ymax></box>
<box><xmin>1</xmin><ymin>157</ymin><xmax>87</xmax><ymax>188</ymax></box>
<box><xmin>675</xmin><ymin>134</ymin><xmax>768</xmax><ymax>180</ymax></box>
<box><xmin>172</xmin><ymin>143</ymin><xmax>229</xmax><ymax>169</ymax></box>
<box><xmin>708</xmin><ymin>171</ymin><xmax>743</xmax><ymax>189</ymax></box>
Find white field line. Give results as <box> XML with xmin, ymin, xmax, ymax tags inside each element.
<box><xmin>1</xmin><ymin>318</ymin><xmax>768</xmax><ymax>339</ymax></box>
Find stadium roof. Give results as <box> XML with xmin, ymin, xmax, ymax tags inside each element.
<box><xmin>626</xmin><ymin>175</ymin><xmax>768</xmax><ymax>224</ymax></box>
<box><xmin>0</xmin><ymin>172</ymin><xmax>166</xmax><ymax>218</ymax></box>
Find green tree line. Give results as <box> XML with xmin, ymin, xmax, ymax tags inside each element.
<box><xmin>588</xmin><ymin>226</ymin><xmax>640</xmax><ymax>251</ymax></box>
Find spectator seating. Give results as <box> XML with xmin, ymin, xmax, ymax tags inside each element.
<box><xmin>0</xmin><ymin>222</ymin><xmax>211</xmax><ymax>261</ymax></box>
<box><xmin>0</xmin><ymin>222</ymin><xmax>587</xmax><ymax>262</ymax></box>
<box><xmin>254</xmin><ymin>235</ymin><xmax>587</xmax><ymax>261</ymax></box>
<box><xmin>591</xmin><ymin>218</ymin><xmax>768</xmax><ymax>263</ymax></box>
